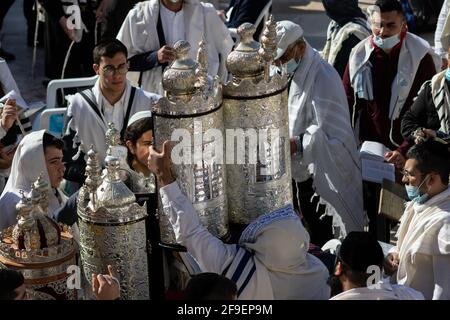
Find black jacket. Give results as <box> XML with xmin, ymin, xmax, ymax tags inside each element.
<box><xmin>401</xmin><ymin>80</ymin><xmax>442</xmax><ymax>143</ymax></box>
<box><xmin>226</xmin><ymin>0</ymin><xmax>271</xmax><ymax>39</ymax></box>
<box><xmin>101</xmin><ymin>0</ymin><xmax>140</xmax><ymax>40</ymax></box>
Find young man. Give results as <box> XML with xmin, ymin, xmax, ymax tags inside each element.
<box><xmin>329</xmin><ymin>231</ymin><xmax>424</xmax><ymax>300</ymax></box>
<box><xmin>275</xmin><ymin>21</ymin><xmax>365</xmax><ymax>245</ymax></box>
<box><xmin>0</xmin><ymin>130</ymin><xmax>67</xmax><ymax>230</ymax></box>
<box><xmin>321</xmin><ymin>0</ymin><xmax>371</xmax><ymax>78</ymax></box>
<box><xmin>385</xmin><ymin>140</ymin><xmax>450</xmax><ymax>300</ymax></box>
<box><xmin>116</xmin><ymin>0</ymin><xmax>233</xmax><ymax>95</ymax></box>
<box><xmin>343</xmin><ymin>0</ymin><xmax>439</xmax><ymax>168</ymax></box>
<box><xmin>63</xmin><ymin>39</ymin><xmax>159</xmax><ymax>184</ymax></box>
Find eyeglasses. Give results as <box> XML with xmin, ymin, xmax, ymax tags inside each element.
<box><xmin>102</xmin><ymin>63</ymin><xmax>129</xmax><ymax>76</ymax></box>
<box><xmin>401</xmin><ymin>169</ymin><xmax>415</xmax><ymax>178</ymax></box>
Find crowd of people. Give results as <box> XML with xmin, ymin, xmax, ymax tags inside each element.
<box><xmin>0</xmin><ymin>0</ymin><xmax>449</xmax><ymax>301</ymax></box>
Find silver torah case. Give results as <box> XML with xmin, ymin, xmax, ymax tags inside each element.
<box><xmin>223</xmin><ymin>18</ymin><xmax>293</xmax><ymax>225</ymax></box>
<box><xmin>152</xmin><ymin>40</ymin><xmax>229</xmax><ymax>246</ymax></box>
<box><xmin>0</xmin><ymin>180</ymin><xmax>78</xmax><ymax>300</ymax></box>
<box><xmin>77</xmin><ymin>148</ymin><xmax>150</xmax><ymax>300</ymax></box>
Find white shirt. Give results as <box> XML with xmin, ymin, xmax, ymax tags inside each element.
<box><xmin>160</xmin><ymin>4</ymin><xmax>186</xmax><ymax>47</ymax></box>
<box><xmin>393</xmin><ymin>187</ymin><xmax>450</xmax><ymax>300</ymax></box>
<box><xmin>330</xmin><ymin>283</ymin><xmax>424</xmax><ymax>300</ymax></box>
<box><xmin>100</xmin><ymin>90</ymin><xmax>127</xmax><ymax>130</ymax></box>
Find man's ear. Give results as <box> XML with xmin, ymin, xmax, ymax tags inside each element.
<box><xmin>125</xmin><ymin>140</ymin><xmax>135</xmax><ymax>155</ymax></box>
<box><xmin>428</xmin><ymin>172</ymin><xmax>441</xmax><ymax>187</ymax></box>
<box><xmin>93</xmin><ymin>64</ymin><xmax>100</xmax><ymax>75</ymax></box>
<box><xmin>401</xmin><ymin>19</ymin><xmax>408</xmax><ymax>33</ymax></box>
<box><xmin>334</xmin><ymin>261</ymin><xmax>343</xmax><ymax>277</ymax></box>
<box><xmin>298</xmin><ymin>41</ymin><xmax>307</xmax><ymax>58</ymax></box>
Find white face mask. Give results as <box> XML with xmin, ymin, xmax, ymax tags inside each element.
<box><xmin>373</xmin><ymin>33</ymin><xmax>401</xmax><ymax>51</ymax></box>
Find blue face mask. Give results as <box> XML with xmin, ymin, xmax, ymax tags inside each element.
<box><xmin>285</xmin><ymin>58</ymin><xmax>300</xmax><ymax>75</ymax></box>
<box><xmin>405</xmin><ymin>175</ymin><xmax>430</xmax><ymax>204</ymax></box>
<box><xmin>445</xmin><ymin>68</ymin><xmax>450</xmax><ymax>81</ymax></box>
<box><xmin>373</xmin><ymin>33</ymin><xmax>401</xmax><ymax>51</ymax></box>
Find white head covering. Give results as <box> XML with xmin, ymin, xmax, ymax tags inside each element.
<box><xmin>235</xmin><ymin>205</ymin><xmax>330</xmax><ymax>299</ymax></box>
<box><xmin>0</xmin><ymin>130</ymin><xmax>63</xmax><ymax>230</ymax></box>
<box><xmin>127</xmin><ymin>111</ymin><xmax>152</xmax><ymax>127</ymax></box>
<box><xmin>275</xmin><ymin>21</ymin><xmax>304</xmax><ymax>60</ymax></box>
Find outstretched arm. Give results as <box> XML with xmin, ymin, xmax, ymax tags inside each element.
<box><xmin>149</xmin><ymin>141</ymin><xmax>237</xmax><ymax>273</ymax></box>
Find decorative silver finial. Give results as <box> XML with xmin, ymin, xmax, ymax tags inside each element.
<box><xmin>259</xmin><ymin>15</ymin><xmax>277</xmax><ymax>81</ymax></box>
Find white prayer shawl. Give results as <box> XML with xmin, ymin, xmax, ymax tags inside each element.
<box><xmin>160</xmin><ymin>183</ymin><xmax>330</xmax><ymax>300</ymax></box>
<box><xmin>349</xmin><ymin>32</ymin><xmax>441</xmax><ymax>122</ymax></box>
<box><xmin>117</xmin><ymin>0</ymin><xmax>233</xmax><ymax>95</ymax></box>
<box><xmin>322</xmin><ymin>18</ymin><xmax>371</xmax><ymax>67</ymax></box>
<box><xmin>427</xmin><ymin>70</ymin><xmax>450</xmax><ymax>133</ymax></box>
<box><xmin>0</xmin><ymin>130</ymin><xmax>67</xmax><ymax>230</ymax></box>
<box><xmin>394</xmin><ymin>187</ymin><xmax>450</xmax><ymax>300</ymax></box>
<box><xmin>66</xmin><ymin>79</ymin><xmax>159</xmax><ymax>163</ymax></box>
<box><xmin>330</xmin><ymin>282</ymin><xmax>424</xmax><ymax>300</ymax></box>
<box><xmin>289</xmin><ymin>44</ymin><xmax>365</xmax><ymax>238</ymax></box>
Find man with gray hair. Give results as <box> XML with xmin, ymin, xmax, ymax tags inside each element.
<box><xmin>274</xmin><ymin>20</ymin><xmax>366</xmax><ymax>245</ymax></box>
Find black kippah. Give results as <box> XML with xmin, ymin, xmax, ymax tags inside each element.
<box><xmin>338</xmin><ymin>232</ymin><xmax>384</xmax><ymax>273</ymax></box>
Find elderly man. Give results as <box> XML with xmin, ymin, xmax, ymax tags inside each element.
<box><xmin>384</xmin><ymin>140</ymin><xmax>450</xmax><ymax>300</ymax></box>
<box><xmin>117</xmin><ymin>0</ymin><xmax>233</xmax><ymax>95</ymax></box>
<box><xmin>274</xmin><ymin>20</ymin><xmax>365</xmax><ymax>245</ymax></box>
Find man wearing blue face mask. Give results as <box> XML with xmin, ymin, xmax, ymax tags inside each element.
<box><xmin>275</xmin><ymin>21</ymin><xmax>366</xmax><ymax>246</ymax></box>
<box><xmin>384</xmin><ymin>139</ymin><xmax>450</xmax><ymax>300</ymax></box>
<box><xmin>343</xmin><ymin>0</ymin><xmax>440</xmax><ymax>170</ymax></box>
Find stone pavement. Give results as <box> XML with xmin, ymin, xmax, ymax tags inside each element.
<box><xmin>0</xmin><ymin>0</ymin><xmax>435</xmax><ymax>106</ymax></box>
<box><xmin>2</xmin><ymin>0</ymin><xmax>46</xmax><ymax>104</ymax></box>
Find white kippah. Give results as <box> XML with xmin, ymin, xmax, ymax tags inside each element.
<box><xmin>127</xmin><ymin>111</ymin><xmax>152</xmax><ymax>127</ymax></box>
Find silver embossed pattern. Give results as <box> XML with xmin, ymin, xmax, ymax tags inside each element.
<box><xmin>223</xmin><ymin>18</ymin><xmax>293</xmax><ymax>225</ymax></box>
<box><xmin>153</xmin><ymin>40</ymin><xmax>230</xmax><ymax>245</ymax></box>
<box><xmin>78</xmin><ymin>150</ymin><xmax>150</xmax><ymax>299</ymax></box>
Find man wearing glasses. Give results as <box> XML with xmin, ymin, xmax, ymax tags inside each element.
<box><xmin>384</xmin><ymin>139</ymin><xmax>450</xmax><ymax>299</ymax></box>
<box><xmin>62</xmin><ymin>39</ymin><xmax>160</xmax><ymax>185</ymax></box>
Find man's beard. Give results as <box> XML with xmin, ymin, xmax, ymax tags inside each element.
<box><xmin>327</xmin><ymin>275</ymin><xmax>343</xmax><ymax>298</ymax></box>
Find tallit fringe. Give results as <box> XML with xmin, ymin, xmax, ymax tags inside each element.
<box><xmin>313</xmin><ymin>194</ymin><xmax>347</xmax><ymax>240</ymax></box>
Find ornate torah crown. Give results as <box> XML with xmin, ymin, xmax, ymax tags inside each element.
<box><xmin>78</xmin><ymin>146</ymin><xmax>150</xmax><ymax>299</ymax></box>
<box><xmin>162</xmin><ymin>40</ymin><xmax>198</xmax><ymax>98</ymax></box>
<box><xmin>224</xmin><ymin>15</ymin><xmax>289</xmax><ymax>97</ymax></box>
<box><xmin>78</xmin><ymin>147</ymin><xmax>147</xmax><ymax>224</ymax></box>
<box><xmin>153</xmin><ymin>40</ymin><xmax>222</xmax><ymax>116</ymax></box>
<box><xmin>227</xmin><ymin>23</ymin><xmax>264</xmax><ymax>81</ymax></box>
<box><xmin>105</xmin><ymin>122</ymin><xmax>122</xmax><ymax>147</ymax></box>
<box><xmin>0</xmin><ymin>180</ymin><xmax>77</xmax><ymax>300</ymax></box>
